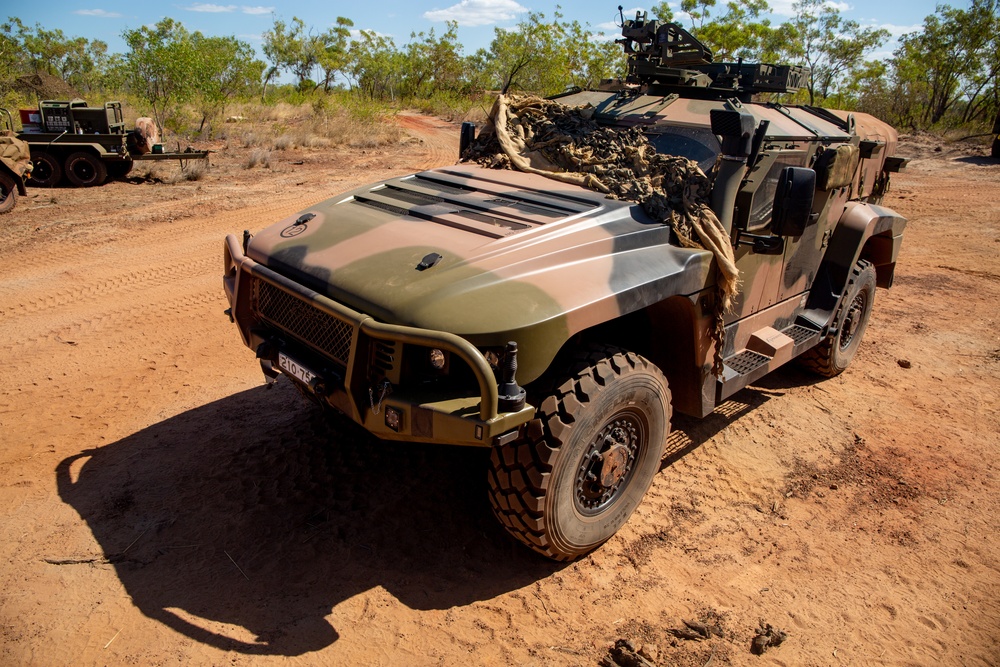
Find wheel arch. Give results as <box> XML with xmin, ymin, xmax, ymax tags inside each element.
<box><xmin>533</xmin><ymin>294</ymin><xmax>709</xmax><ymax>418</ymax></box>
<box><xmin>807</xmin><ymin>201</ymin><xmax>906</xmax><ymax>319</ymax></box>
<box><xmin>0</xmin><ymin>163</ymin><xmax>26</xmax><ymax>195</ymax></box>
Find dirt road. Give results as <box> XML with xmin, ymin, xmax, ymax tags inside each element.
<box><xmin>0</xmin><ymin>115</ymin><xmax>997</xmax><ymax>666</ymax></box>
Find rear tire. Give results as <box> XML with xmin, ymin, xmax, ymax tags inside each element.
<box><xmin>65</xmin><ymin>152</ymin><xmax>107</xmax><ymax>187</ymax></box>
<box><xmin>27</xmin><ymin>151</ymin><xmax>62</xmax><ymax>188</ymax></box>
<box><xmin>992</xmin><ymin>137</ymin><xmax>999</xmax><ymax>159</ymax></box>
<box><xmin>488</xmin><ymin>344</ymin><xmax>670</xmax><ymax>561</ymax></box>
<box><xmin>0</xmin><ymin>172</ymin><xmax>18</xmax><ymax>214</ymax></box>
<box><xmin>107</xmin><ymin>159</ymin><xmax>134</xmax><ymax>180</ymax></box>
<box><xmin>799</xmin><ymin>260</ymin><xmax>877</xmax><ymax>377</ymax></box>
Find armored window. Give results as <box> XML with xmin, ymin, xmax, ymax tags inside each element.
<box><xmin>647</xmin><ymin>126</ymin><xmax>720</xmax><ymax>173</ymax></box>
<box><xmin>739</xmin><ymin>151</ymin><xmax>807</xmax><ymax>232</ymax></box>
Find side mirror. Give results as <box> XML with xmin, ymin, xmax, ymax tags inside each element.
<box><xmin>771</xmin><ymin>167</ymin><xmax>817</xmax><ymax>237</ymax></box>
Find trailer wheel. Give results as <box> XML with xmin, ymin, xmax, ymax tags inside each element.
<box><xmin>27</xmin><ymin>152</ymin><xmax>62</xmax><ymax>188</ymax></box>
<box><xmin>0</xmin><ymin>173</ymin><xmax>18</xmax><ymax>214</ymax></box>
<box><xmin>107</xmin><ymin>159</ymin><xmax>134</xmax><ymax>180</ymax></box>
<box><xmin>65</xmin><ymin>152</ymin><xmax>107</xmax><ymax>187</ymax></box>
<box><xmin>488</xmin><ymin>344</ymin><xmax>670</xmax><ymax>560</ymax></box>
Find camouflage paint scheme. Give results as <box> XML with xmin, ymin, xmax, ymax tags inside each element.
<box><xmin>223</xmin><ymin>91</ymin><xmax>906</xmax><ymax>446</ymax></box>
<box><xmin>0</xmin><ymin>130</ymin><xmax>31</xmax><ymax>198</ymax></box>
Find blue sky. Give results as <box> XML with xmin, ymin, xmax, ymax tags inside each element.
<box><xmin>7</xmin><ymin>1</ymin><xmax>961</xmax><ymax>67</ymax></box>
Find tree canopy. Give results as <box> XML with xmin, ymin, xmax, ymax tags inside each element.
<box><xmin>0</xmin><ymin>3</ymin><xmax>996</xmax><ymax>133</ymax></box>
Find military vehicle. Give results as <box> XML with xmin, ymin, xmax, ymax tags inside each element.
<box><xmin>222</xmin><ymin>14</ymin><xmax>907</xmax><ymax>560</ymax></box>
<box><xmin>0</xmin><ymin>109</ymin><xmax>32</xmax><ymax>214</ymax></box>
<box><xmin>15</xmin><ymin>99</ymin><xmax>208</xmax><ymax>187</ymax></box>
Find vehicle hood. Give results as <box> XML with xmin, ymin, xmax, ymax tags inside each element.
<box><xmin>247</xmin><ymin>165</ymin><xmax>713</xmax><ymax>378</ymax></box>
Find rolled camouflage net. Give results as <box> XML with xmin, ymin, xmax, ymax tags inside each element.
<box><xmin>0</xmin><ymin>131</ymin><xmax>32</xmax><ymax>180</ymax></box>
<box><xmin>463</xmin><ymin>94</ymin><xmax>739</xmax><ymax>375</ymax></box>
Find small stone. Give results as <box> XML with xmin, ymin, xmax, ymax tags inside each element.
<box><xmin>897</xmin><ymin>359</ymin><xmax>912</xmax><ymax>369</ymax></box>
<box><xmin>829</xmin><ymin>483</ymin><xmax>839</xmax><ymax>490</ymax></box>
<box><xmin>638</xmin><ymin>644</ymin><xmax>659</xmax><ymax>662</ymax></box>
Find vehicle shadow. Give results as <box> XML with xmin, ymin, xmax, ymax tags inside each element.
<box><xmin>659</xmin><ymin>362</ymin><xmax>826</xmax><ymax>468</ymax></box>
<box><xmin>953</xmin><ymin>155</ymin><xmax>998</xmax><ymax>166</ymax></box>
<box><xmin>661</xmin><ymin>383</ymin><xmax>779</xmax><ymax>468</ymax></box>
<box><xmin>56</xmin><ymin>382</ymin><xmax>562</xmax><ymax>656</ymax></box>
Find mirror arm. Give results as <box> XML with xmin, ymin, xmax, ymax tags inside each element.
<box><xmin>737</xmin><ymin>231</ymin><xmax>784</xmax><ymax>255</ymax></box>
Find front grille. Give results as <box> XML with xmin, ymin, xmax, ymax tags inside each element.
<box><xmin>253</xmin><ymin>279</ymin><xmax>354</xmax><ymax>365</ymax></box>
<box><xmin>373</xmin><ymin>341</ymin><xmax>397</xmax><ymax>373</ymax></box>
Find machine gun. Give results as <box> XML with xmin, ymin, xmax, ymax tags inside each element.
<box><xmin>615</xmin><ymin>8</ymin><xmax>809</xmax><ymax>102</ymax></box>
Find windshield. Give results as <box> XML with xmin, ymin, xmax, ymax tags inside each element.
<box><xmin>647</xmin><ymin>126</ymin><xmax>720</xmax><ymax>173</ymax></box>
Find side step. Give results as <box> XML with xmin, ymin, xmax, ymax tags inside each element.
<box><xmin>717</xmin><ymin>323</ymin><xmax>822</xmax><ymax>401</ymax></box>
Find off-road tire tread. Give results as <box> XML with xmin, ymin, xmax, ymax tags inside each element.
<box><xmin>0</xmin><ymin>172</ymin><xmax>17</xmax><ymax>214</ymax></box>
<box><xmin>487</xmin><ymin>344</ymin><xmax>670</xmax><ymax>561</ymax></box>
<box><xmin>799</xmin><ymin>260</ymin><xmax>876</xmax><ymax>377</ymax></box>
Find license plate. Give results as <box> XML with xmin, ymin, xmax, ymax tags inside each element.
<box><xmin>278</xmin><ymin>352</ymin><xmax>316</xmax><ymax>386</ymax></box>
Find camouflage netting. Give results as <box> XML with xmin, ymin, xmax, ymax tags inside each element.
<box><xmin>0</xmin><ymin>132</ymin><xmax>32</xmax><ymax>180</ymax></box>
<box><xmin>462</xmin><ymin>94</ymin><xmax>739</xmax><ymax>375</ymax></box>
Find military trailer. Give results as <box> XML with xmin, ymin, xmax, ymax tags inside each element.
<box><xmin>222</xmin><ymin>16</ymin><xmax>907</xmax><ymax>560</ymax></box>
<box><xmin>16</xmin><ymin>99</ymin><xmax>208</xmax><ymax>187</ymax></box>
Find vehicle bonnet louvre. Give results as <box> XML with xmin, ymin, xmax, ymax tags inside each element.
<box><xmin>348</xmin><ymin>169</ymin><xmax>601</xmax><ymax>239</ymax></box>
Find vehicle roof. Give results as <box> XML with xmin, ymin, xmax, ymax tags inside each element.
<box><xmin>555</xmin><ymin>90</ymin><xmax>854</xmax><ymax>143</ymax></box>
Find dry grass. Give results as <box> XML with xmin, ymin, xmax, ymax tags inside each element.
<box><xmin>243</xmin><ymin>149</ymin><xmax>272</xmax><ymax>169</ymax></box>
<box><xmin>216</xmin><ymin>100</ymin><xmax>405</xmax><ymax>152</ymax></box>
<box><xmin>179</xmin><ymin>161</ymin><xmax>208</xmax><ymax>181</ymax></box>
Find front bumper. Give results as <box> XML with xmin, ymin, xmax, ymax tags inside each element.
<box><xmin>223</xmin><ymin>234</ymin><xmax>534</xmax><ymax>446</ymax></box>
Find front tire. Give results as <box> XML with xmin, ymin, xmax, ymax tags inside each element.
<box><xmin>27</xmin><ymin>151</ymin><xmax>62</xmax><ymax>188</ymax></box>
<box><xmin>0</xmin><ymin>172</ymin><xmax>18</xmax><ymax>214</ymax></box>
<box><xmin>488</xmin><ymin>345</ymin><xmax>671</xmax><ymax>561</ymax></box>
<box><xmin>799</xmin><ymin>260</ymin><xmax>877</xmax><ymax>377</ymax></box>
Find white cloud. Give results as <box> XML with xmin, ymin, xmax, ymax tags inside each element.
<box><xmin>423</xmin><ymin>0</ymin><xmax>528</xmax><ymax>27</ymax></box>
<box><xmin>348</xmin><ymin>29</ymin><xmax>393</xmax><ymax>40</ymax></box>
<box><xmin>73</xmin><ymin>9</ymin><xmax>124</xmax><ymax>18</ymax></box>
<box><xmin>599</xmin><ymin>4</ymin><xmax>683</xmax><ymax>30</ymax></box>
<box><xmin>183</xmin><ymin>4</ymin><xmax>238</xmax><ymax>13</ymax></box>
<box><xmin>771</xmin><ymin>0</ymin><xmax>853</xmax><ymax>16</ymax></box>
<box><xmin>875</xmin><ymin>22</ymin><xmax>923</xmax><ymax>38</ymax></box>
<box><xmin>241</xmin><ymin>6</ymin><xmax>273</xmax><ymax>14</ymax></box>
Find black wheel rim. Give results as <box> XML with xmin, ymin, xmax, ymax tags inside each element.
<box><xmin>574</xmin><ymin>409</ymin><xmax>647</xmax><ymax>516</ymax></box>
<box><xmin>34</xmin><ymin>161</ymin><xmax>53</xmax><ymax>182</ymax></box>
<box><xmin>839</xmin><ymin>291</ymin><xmax>868</xmax><ymax>351</ymax></box>
<box><xmin>72</xmin><ymin>159</ymin><xmax>96</xmax><ymax>183</ymax></box>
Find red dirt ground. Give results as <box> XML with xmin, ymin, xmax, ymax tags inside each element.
<box><xmin>0</xmin><ymin>114</ymin><xmax>997</xmax><ymax>666</ymax></box>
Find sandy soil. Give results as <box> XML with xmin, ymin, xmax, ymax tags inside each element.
<box><xmin>0</xmin><ymin>114</ymin><xmax>998</xmax><ymax>667</ymax></box>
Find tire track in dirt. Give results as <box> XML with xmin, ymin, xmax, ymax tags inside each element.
<box><xmin>1</xmin><ymin>255</ymin><xmax>217</xmax><ymax>318</ymax></box>
<box><xmin>1</xmin><ymin>287</ymin><xmax>224</xmax><ymax>380</ymax></box>
<box><xmin>395</xmin><ymin>112</ymin><xmax>460</xmax><ymax>170</ymax></box>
